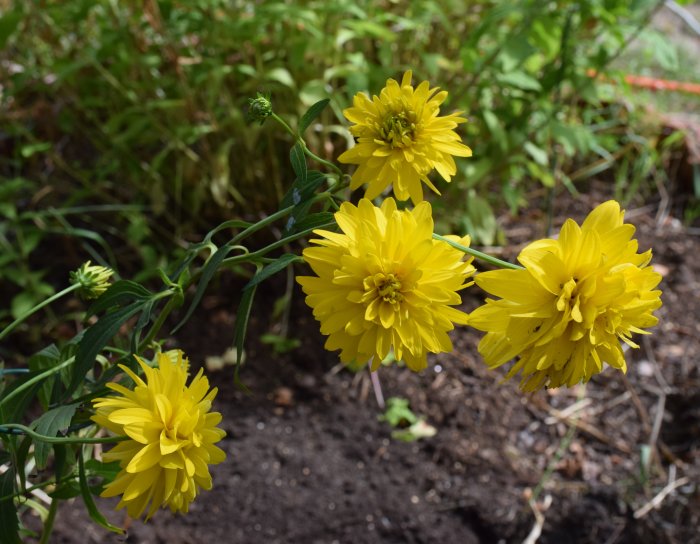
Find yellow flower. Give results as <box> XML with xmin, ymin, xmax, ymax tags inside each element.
<box><xmin>297</xmin><ymin>198</ymin><xmax>475</xmax><ymax>371</ymax></box>
<box><xmin>92</xmin><ymin>350</ymin><xmax>226</xmax><ymax>519</ymax></box>
<box><xmin>338</xmin><ymin>71</ymin><xmax>472</xmax><ymax>204</ymax></box>
<box><xmin>469</xmin><ymin>201</ymin><xmax>662</xmax><ymax>391</ymax></box>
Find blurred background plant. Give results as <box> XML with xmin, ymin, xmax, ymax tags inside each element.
<box><xmin>1</xmin><ymin>0</ymin><xmax>698</xmax><ymax>334</ymax></box>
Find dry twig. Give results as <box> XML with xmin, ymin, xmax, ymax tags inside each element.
<box><xmin>633</xmin><ymin>474</ymin><xmax>689</xmax><ymax>519</ymax></box>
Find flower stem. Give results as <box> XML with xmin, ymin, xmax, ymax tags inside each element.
<box><xmin>0</xmin><ymin>283</ymin><xmax>81</xmax><ymax>342</ymax></box>
<box><xmin>270</xmin><ymin>112</ymin><xmax>345</xmax><ymax>179</ymax></box>
<box><xmin>432</xmin><ymin>234</ymin><xmax>523</xmax><ymax>270</ymax></box>
<box><xmin>230</xmin><ymin>204</ymin><xmax>295</xmax><ymax>246</ymax></box>
<box><xmin>0</xmin><ymin>357</ymin><xmax>75</xmax><ymax>411</ymax></box>
<box><xmin>138</xmin><ymin>293</ymin><xmax>178</xmax><ymax>352</ymax></box>
<box><xmin>0</xmin><ymin>423</ymin><xmax>128</xmax><ymax>444</ymax></box>
<box><xmin>222</xmin><ymin>221</ymin><xmax>335</xmax><ymax>267</ymax></box>
<box><xmin>39</xmin><ymin>496</ymin><xmax>59</xmax><ymax>544</ymax></box>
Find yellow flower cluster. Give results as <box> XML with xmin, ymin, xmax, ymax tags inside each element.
<box><xmin>92</xmin><ymin>351</ymin><xmax>226</xmax><ymax>519</ymax></box>
<box><xmin>85</xmin><ymin>71</ymin><xmax>665</xmax><ymax>535</ymax></box>
<box><xmin>302</xmin><ymin>73</ymin><xmax>662</xmax><ymax>389</ymax></box>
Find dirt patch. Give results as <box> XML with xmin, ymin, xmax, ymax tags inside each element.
<box><xmin>29</xmin><ymin>186</ymin><xmax>700</xmax><ymax>544</ymax></box>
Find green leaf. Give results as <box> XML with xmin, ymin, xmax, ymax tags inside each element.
<box><xmin>15</xmin><ymin>435</ymin><xmax>32</xmax><ymax>493</ymax></box>
<box><xmin>260</xmin><ymin>333</ymin><xmax>301</xmax><ymax>354</ymax></box>
<box><xmin>28</xmin><ymin>344</ymin><xmax>61</xmax><ymax>408</ymax></box>
<box><xmin>281</xmin><ymin>170</ymin><xmax>326</xmax><ymax>209</ymax></box>
<box><xmin>0</xmin><ymin>372</ymin><xmax>43</xmax><ymax>423</ymax></box>
<box><xmin>245</xmin><ymin>254</ymin><xmax>299</xmax><ymax>289</ymax></box>
<box><xmin>78</xmin><ymin>449</ymin><xmax>124</xmax><ymax>535</ymax></box>
<box><xmin>171</xmin><ymin>244</ymin><xmax>234</xmax><ymax>334</ymax></box>
<box><xmin>462</xmin><ymin>191</ymin><xmax>498</xmax><ymax>246</ymax></box>
<box><xmin>53</xmin><ymin>442</ymin><xmax>73</xmax><ymax>484</ymax></box>
<box><xmin>84</xmin><ymin>459</ymin><xmax>121</xmax><ymax>482</ymax></box>
<box><xmin>0</xmin><ymin>10</ymin><xmax>22</xmax><ymax>49</ymax></box>
<box><xmin>299</xmin><ymin>79</ymin><xmax>328</xmax><ymax>106</ymax></box>
<box><xmin>87</xmin><ymin>280</ymin><xmax>153</xmax><ymax>317</ymax></box>
<box><xmin>131</xmin><ymin>299</ymin><xmax>155</xmax><ymax>352</ymax></box>
<box><xmin>497</xmin><ymin>71</ymin><xmax>542</xmax><ymax>91</ymax></box>
<box><xmin>299</xmin><ymin>98</ymin><xmax>330</xmax><ymax>134</ymax></box>
<box><xmin>20</xmin><ymin>142</ymin><xmax>51</xmax><ymax>158</ymax></box>
<box><xmin>69</xmin><ymin>301</ymin><xmax>147</xmax><ymax>396</ymax></box>
<box><xmin>232</xmin><ymin>282</ymin><xmax>257</xmax><ymax>392</ymax></box>
<box><xmin>343</xmin><ymin>20</ymin><xmax>396</xmax><ymax>41</ymax></box>
<box><xmin>31</xmin><ymin>404</ymin><xmax>78</xmax><ymax>469</ymax></box>
<box><xmin>0</xmin><ymin>466</ymin><xmax>21</xmax><ymax>544</ymax></box>
<box><xmin>10</xmin><ymin>291</ymin><xmax>35</xmax><ymax>321</ymax></box>
<box><xmin>265</xmin><ymin>67</ymin><xmax>295</xmax><ymax>88</ymax></box>
<box><xmin>523</xmin><ymin>141</ymin><xmax>549</xmax><ymax>166</ymax></box>
<box><xmin>287</xmin><ymin>211</ymin><xmax>335</xmax><ymax>234</ymax></box>
<box><xmin>50</xmin><ymin>478</ymin><xmax>81</xmax><ymax>500</ymax></box>
<box><xmin>290</xmin><ymin>143</ymin><xmax>307</xmax><ymax>184</ymax></box>
<box><xmin>379</xmin><ymin>397</ymin><xmax>418</xmax><ymax>427</ymax></box>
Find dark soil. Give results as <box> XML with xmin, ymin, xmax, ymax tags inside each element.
<box><xmin>35</xmin><ymin>186</ymin><xmax>700</xmax><ymax>544</ymax></box>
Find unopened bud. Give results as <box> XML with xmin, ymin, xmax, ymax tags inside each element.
<box><xmin>247</xmin><ymin>93</ymin><xmax>273</xmax><ymax>125</ymax></box>
<box><xmin>70</xmin><ymin>261</ymin><xmax>114</xmax><ymax>300</ymax></box>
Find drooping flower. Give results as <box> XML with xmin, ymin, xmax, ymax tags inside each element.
<box><xmin>297</xmin><ymin>198</ymin><xmax>475</xmax><ymax>371</ymax></box>
<box><xmin>70</xmin><ymin>260</ymin><xmax>114</xmax><ymax>300</ymax></box>
<box><xmin>92</xmin><ymin>350</ymin><xmax>226</xmax><ymax>519</ymax></box>
<box><xmin>469</xmin><ymin>201</ymin><xmax>662</xmax><ymax>392</ymax></box>
<box><xmin>338</xmin><ymin>71</ymin><xmax>472</xmax><ymax>204</ymax></box>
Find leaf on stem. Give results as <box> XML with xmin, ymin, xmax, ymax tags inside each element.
<box><xmin>30</xmin><ymin>404</ymin><xmax>78</xmax><ymax>470</ymax></box>
<box><xmin>290</xmin><ymin>143</ymin><xmax>307</xmax><ymax>184</ymax></box>
<box><xmin>78</xmin><ymin>449</ymin><xmax>124</xmax><ymax>535</ymax></box>
<box><xmin>0</xmin><ymin>466</ymin><xmax>21</xmax><ymax>544</ymax></box>
<box><xmin>299</xmin><ymin>98</ymin><xmax>330</xmax><ymax>134</ymax></box>
<box><xmin>171</xmin><ymin>244</ymin><xmax>235</xmax><ymax>334</ymax></box>
<box><xmin>68</xmin><ymin>301</ymin><xmax>148</xmax><ymax>397</ymax></box>
<box><xmin>87</xmin><ymin>280</ymin><xmax>152</xmax><ymax>317</ymax></box>
<box><xmin>232</xmin><ymin>281</ymin><xmax>257</xmax><ymax>393</ymax></box>
<box><xmin>244</xmin><ymin>254</ymin><xmax>300</xmax><ymax>290</ymax></box>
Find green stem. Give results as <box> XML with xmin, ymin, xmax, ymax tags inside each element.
<box><xmin>0</xmin><ymin>357</ymin><xmax>75</xmax><ymax>411</ymax></box>
<box><xmin>222</xmin><ymin>222</ymin><xmax>335</xmax><ymax>267</ymax></box>
<box><xmin>0</xmin><ymin>284</ymin><xmax>81</xmax><ymax>342</ymax></box>
<box><xmin>229</xmin><ymin>192</ymin><xmax>335</xmax><ymax>248</ymax></box>
<box><xmin>302</xmin><ymin>144</ymin><xmax>344</xmax><ymax>179</ymax></box>
<box><xmin>432</xmin><ymin>234</ymin><xmax>523</xmax><ymax>270</ymax></box>
<box><xmin>230</xmin><ymin>204</ymin><xmax>294</xmax><ymax>245</ymax></box>
<box><xmin>270</xmin><ymin>112</ymin><xmax>345</xmax><ymax>179</ymax></box>
<box><xmin>0</xmin><ymin>474</ymin><xmax>74</xmax><ymax>503</ymax></box>
<box><xmin>138</xmin><ymin>295</ymin><xmax>178</xmax><ymax>352</ymax></box>
<box><xmin>0</xmin><ymin>423</ymin><xmax>128</xmax><ymax>444</ymax></box>
<box><xmin>39</xmin><ymin>496</ymin><xmax>59</xmax><ymax>544</ymax></box>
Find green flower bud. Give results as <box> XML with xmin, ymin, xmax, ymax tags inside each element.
<box><xmin>70</xmin><ymin>261</ymin><xmax>114</xmax><ymax>300</ymax></box>
<box><xmin>247</xmin><ymin>93</ymin><xmax>273</xmax><ymax>125</ymax></box>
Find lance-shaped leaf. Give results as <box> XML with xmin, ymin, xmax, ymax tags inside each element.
<box><xmin>299</xmin><ymin>98</ymin><xmax>330</xmax><ymax>134</ymax></box>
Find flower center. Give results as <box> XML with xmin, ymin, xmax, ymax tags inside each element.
<box><xmin>365</xmin><ymin>272</ymin><xmax>404</xmax><ymax>304</ymax></box>
<box><xmin>379</xmin><ymin>111</ymin><xmax>417</xmax><ymax>148</ymax></box>
<box><xmin>557</xmin><ymin>277</ymin><xmax>585</xmax><ymax>323</ymax></box>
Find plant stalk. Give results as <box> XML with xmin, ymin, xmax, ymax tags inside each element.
<box><xmin>0</xmin><ymin>284</ymin><xmax>81</xmax><ymax>342</ymax></box>
<box><xmin>433</xmin><ymin>234</ymin><xmax>523</xmax><ymax>270</ymax></box>
<box><xmin>39</xmin><ymin>497</ymin><xmax>59</xmax><ymax>544</ymax></box>
<box><xmin>0</xmin><ymin>357</ymin><xmax>75</xmax><ymax>411</ymax></box>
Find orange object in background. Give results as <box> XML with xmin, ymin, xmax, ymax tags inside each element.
<box><xmin>587</xmin><ymin>69</ymin><xmax>700</xmax><ymax>95</ymax></box>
